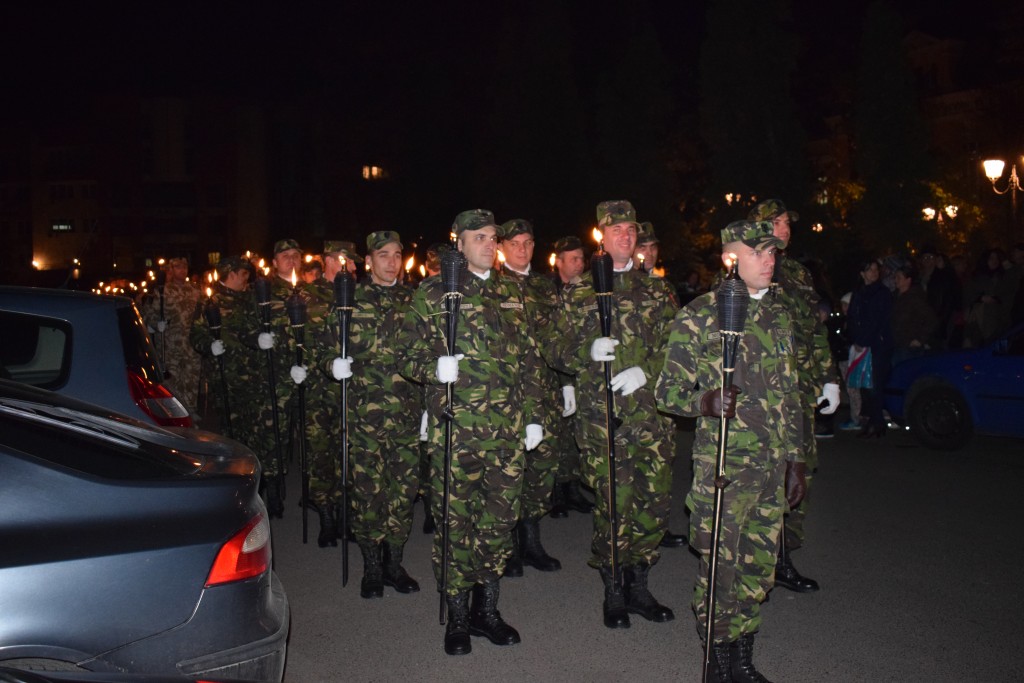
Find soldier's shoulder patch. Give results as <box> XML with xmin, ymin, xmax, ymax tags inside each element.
<box><xmin>500</xmin><ymin>301</ymin><xmax>524</xmax><ymax>310</ymax></box>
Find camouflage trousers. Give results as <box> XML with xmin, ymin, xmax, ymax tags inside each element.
<box><xmin>251</xmin><ymin>368</ymin><xmax>293</xmax><ymax>479</ymax></box>
<box><xmin>349</xmin><ymin>418</ymin><xmax>421</xmax><ymax>547</ymax></box>
<box><xmin>688</xmin><ymin>455</ymin><xmax>785</xmax><ymax>643</ymax></box>
<box><xmin>785</xmin><ymin>402</ymin><xmax>818</xmax><ymax>548</ymax></box>
<box><xmin>161</xmin><ymin>333</ymin><xmax>202</xmax><ymax>415</ymax></box>
<box><xmin>430</xmin><ymin>446</ymin><xmax>523</xmax><ymax>596</ymax></box>
<box><xmin>520</xmin><ymin>434</ymin><xmax>559</xmax><ymax>519</ymax></box>
<box><xmin>582</xmin><ymin>425</ymin><xmax>673</xmax><ymax>569</ymax></box>
<box><xmin>553</xmin><ymin>416</ymin><xmax>582</xmax><ymax>484</ymax></box>
<box><xmin>304</xmin><ymin>386</ymin><xmax>343</xmax><ymax>508</ymax></box>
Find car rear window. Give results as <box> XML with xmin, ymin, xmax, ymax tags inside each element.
<box><xmin>0</xmin><ymin>310</ymin><xmax>72</xmax><ymax>389</ymax></box>
<box><xmin>117</xmin><ymin>301</ymin><xmax>165</xmax><ymax>381</ymax></box>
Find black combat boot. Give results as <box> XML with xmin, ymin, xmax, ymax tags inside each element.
<box><xmin>623</xmin><ymin>562</ymin><xmax>674</xmax><ymax>622</ymax></box>
<box><xmin>659</xmin><ymin>529</ymin><xmax>688</xmax><ymax>548</ymax></box>
<box><xmin>468</xmin><ymin>579</ymin><xmax>520</xmax><ymax>646</ymax></box>
<box><xmin>730</xmin><ymin>633</ymin><xmax>773</xmax><ymax>683</ymax></box>
<box><xmin>518</xmin><ymin>517</ymin><xmax>561</xmax><ymax>571</ymax></box>
<box><xmin>504</xmin><ymin>525</ymin><xmax>524</xmax><ymax>578</ymax></box>
<box><xmin>444</xmin><ymin>591</ymin><xmax>472</xmax><ymax>656</ymax></box>
<box><xmin>549</xmin><ymin>481</ymin><xmax>569</xmax><ymax>518</ymax></box>
<box><xmin>775</xmin><ymin>540</ymin><xmax>819</xmax><ymax>592</ymax></box>
<box><xmin>317</xmin><ymin>504</ymin><xmax>338</xmax><ymax>548</ymax></box>
<box><xmin>358</xmin><ymin>542</ymin><xmax>384</xmax><ymax>599</ymax></box>
<box><xmin>264</xmin><ymin>476</ymin><xmax>284</xmax><ymax>519</ymax></box>
<box><xmin>598</xmin><ymin>565</ymin><xmax>630</xmax><ymax>629</ymax></box>
<box><xmin>382</xmin><ymin>542</ymin><xmax>420</xmax><ymax>593</ymax></box>
<box><xmin>563</xmin><ymin>479</ymin><xmax>595</xmax><ymax>513</ymax></box>
<box><xmin>705</xmin><ymin>641</ymin><xmax>733</xmax><ymax>683</ymax></box>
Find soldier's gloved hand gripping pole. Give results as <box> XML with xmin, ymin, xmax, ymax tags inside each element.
<box><xmin>591</xmin><ymin>250</ymin><xmax>623</xmax><ymax>590</ymax></box>
<box><xmin>254</xmin><ymin>278</ymin><xmax>286</xmax><ymax>505</ymax></box>
<box><xmin>285</xmin><ymin>289</ymin><xmax>310</xmax><ymax>544</ymax></box>
<box><xmin>439</xmin><ymin>248</ymin><xmax>468</xmax><ymax>625</ymax></box>
<box><xmin>333</xmin><ymin>268</ymin><xmax>356</xmax><ymax>587</ymax></box>
<box><xmin>204</xmin><ymin>299</ymin><xmax>232</xmax><ymax>438</ymax></box>
<box><xmin>702</xmin><ymin>260</ymin><xmax>750</xmax><ymax>683</ymax></box>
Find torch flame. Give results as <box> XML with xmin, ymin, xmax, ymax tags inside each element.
<box><xmin>419</xmin><ymin>264</ymin><xmax>426</xmax><ymax>277</ymax></box>
<box><xmin>497</xmin><ymin>250</ymin><xmax>506</xmax><ymax>264</ymax></box>
<box><xmin>213</xmin><ymin>269</ymin><xmax>219</xmax><ymax>281</ymax></box>
<box><xmin>304</xmin><ymin>254</ymin><xmax>313</xmax><ymax>263</ymax></box>
<box><xmin>405</xmin><ymin>255</ymin><xmax>415</xmax><ymax>271</ymax></box>
<box><xmin>290</xmin><ymin>269</ymin><xmax>298</xmax><ymax>288</ymax></box>
<box><xmin>548</xmin><ymin>253</ymin><xmax>556</xmax><ymax>268</ymax></box>
<box><xmin>592</xmin><ymin>227</ymin><xmax>603</xmax><ymax>245</ymax></box>
<box><xmin>262</xmin><ymin>266</ymin><xmax>270</xmax><ymax>276</ymax></box>
<box><xmin>258</xmin><ymin>258</ymin><xmax>266</xmax><ymax>270</ymax></box>
<box><xmin>725</xmin><ymin>253</ymin><xmax>737</xmax><ymax>270</ymax></box>
<box><xmin>339</xmin><ymin>254</ymin><xmax>346</xmax><ymax>269</ymax></box>
<box><xmin>638</xmin><ymin>253</ymin><xmax>645</xmax><ymax>264</ymax></box>
<box><xmin>449</xmin><ymin>231</ymin><xmax>457</xmax><ymax>244</ymax></box>
<box><xmin>206</xmin><ymin>286</ymin><xmax>212</xmax><ymax>298</ymax></box>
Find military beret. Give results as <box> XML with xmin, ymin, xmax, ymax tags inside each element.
<box><xmin>636</xmin><ymin>222</ymin><xmax>659</xmax><ymax>245</ymax></box>
<box><xmin>596</xmin><ymin>200</ymin><xmax>640</xmax><ymax>228</ymax></box>
<box><xmin>323</xmin><ymin>240</ymin><xmax>363</xmax><ymax>263</ymax></box>
<box><xmin>500</xmin><ymin>219</ymin><xmax>533</xmax><ymax>240</ymax></box>
<box><xmin>452</xmin><ymin>209</ymin><xmax>499</xmax><ymax>235</ymax></box>
<box><xmin>720</xmin><ymin>220</ymin><xmax>783</xmax><ymax>250</ymax></box>
<box><xmin>747</xmin><ymin>198</ymin><xmax>800</xmax><ymax>223</ymax></box>
<box><xmin>553</xmin><ymin>236</ymin><xmax>583</xmax><ymax>254</ymax></box>
<box><xmin>273</xmin><ymin>238</ymin><xmax>301</xmax><ymax>255</ymax></box>
<box><xmin>366</xmin><ymin>230</ymin><xmax>403</xmax><ymax>252</ymax></box>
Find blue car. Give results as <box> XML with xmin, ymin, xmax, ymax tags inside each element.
<box><xmin>885</xmin><ymin>324</ymin><xmax>1024</xmax><ymax>450</ymax></box>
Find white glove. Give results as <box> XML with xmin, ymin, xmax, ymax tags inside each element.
<box><xmin>147</xmin><ymin>325</ymin><xmax>155</xmax><ymax>335</ymax></box>
<box><xmin>817</xmin><ymin>382</ymin><xmax>841</xmax><ymax>415</ymax></box>
<box><xmin>290</xmin><ymin>365</ymin><xmax>307</xmax><ymax>385</ymax></box>
<box><xmin>332</xmin><ymin>356</ymin><xmax>353</xmax><ymax>380</ymax></box>
<box><xmin>610</xmin><ymin>366</ymin><xmax>647</xmax><ymax>396</ymax></box>
<box><xmin>258</xmin><ymin>332</ymin><xmax>275</xmax><ymax>350</ymax></box>
<box><xmin>436</xmin><ymin>353</ymin><xmax>465</xmax><ymax>384</ymax></box>
<box><xmin>210</xmin><ymin>340</ymin><xmax>225</xmax><ymax>357</ymax></box>
<box><xmin>561</xmin><ymin>385</ymin><xmax>577</xmax><ymax>417</ymax></box>
<box><xmin>419</xmin><ymin>410</ymin><xmax>429</xmax><ymax>442</ymax></box>
<box><xmin>524</xmin><ymin>423</ymin><xmax>543</xmax><ymax>451</ymax></box>
<box><xmin>590</xmin><ymin>337</ymin><xmax>619</xmax><ymax>362</ymax></box>
<box><xmin>156</xmin><ymin>320</ymin><xmax>167</xmax><ymax>333</ymax></box>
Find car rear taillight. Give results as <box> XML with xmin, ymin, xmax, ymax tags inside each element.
<box><xmin>205</xmin><ymin>514</ymin><xmax>272</xmax><ymax>587</ymax></box>
<box><xmin>126</xmin><ymin>370</ymin><xmax>192</xmax><ymax>427</ymax></box>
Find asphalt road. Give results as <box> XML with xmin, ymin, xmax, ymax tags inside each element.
<box><xmin>269</xmin><ymin>421</ymin><xmax>1024</xmax><ymax>682</ymax></box>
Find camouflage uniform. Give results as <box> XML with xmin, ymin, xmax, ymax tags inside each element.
<box><xmin>188</xmin><ymin>276</ymin><xmax>263</xmax><ymax>453</ymax></box>
<box><xmin>142</xmin><ymin>276</ymin><xmax>202</xmax><ymax>414</ymax></box>
<box><xmin>398</xmin><ymin>243</ymin><xmax>541</xmax><ymax>597</ymax></box>
<box><xmin>559</xmin><ymin>266</ymin><xmax>677</xmax><ymax>569</ymax></box>
<box><xmin>654</xmin><ymin>224</ymin><xmax>803</xmax><ymax>648</ymax></box>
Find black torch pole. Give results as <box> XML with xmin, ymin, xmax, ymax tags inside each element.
<box><xmin>254</xmin><ymin>277</ymin><xmax>286</xmax><ymax>504</ymax></box>
<box><xmin>438</xmin><ymin>248</ymin><xmax>468</xmax><ymax>625</ymax></box>
<box><xmin>702</xmin><ymin>260</ymin><xmax>750</xmax><ymax>683</ymax></box>
<box><xmin>590</xmin><ymin>250</ymin><xmax>623</xmax><ymax>589</ymax></box>
<box><xmin>333</xmin><ymin>270</ymin><xmax>356</xmax><ymax>587</ymax></box>
<box><xmin>203</xmin><ymin>298</ymin><xmax>232</xmax><ymax>439</ymax></box>
<box><xmin>286</xmin><ymin>290</ymin><xmax>309</xmax><ymax>544</ymax></box>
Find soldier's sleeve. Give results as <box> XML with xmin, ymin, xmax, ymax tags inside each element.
<box><xmin>643</xmin><ymin>278</ymin><xmax>681</xmax><ymax>381</ymax></box>
<box><xmin>397</xmin><ymin>284</ymin><xmax>445</xmax><ymax>385</ymax></box>
<box><xmin>655</xmin><ymin>303</ymin><xmax>708</xmax><ymax>418</ymax></box>
<box><xmin>515</xmin><ymin>284</ymin><xmax>545</xmax><ymax>425</ymax></box>
<box><xmin>189</xmin><ymin>314</ymin><xmax>213</xmax><ymax>356</ymax></box>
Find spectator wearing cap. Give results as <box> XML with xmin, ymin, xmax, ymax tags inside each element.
<box><xmin>747</xmin><ymin>199</ymin><xmax>839</xmax><ymax>594</ymax></box>
<box><xmin>556</xmin><ymin>199</ymin><xmax>678</xmax><ymax>629</ymax></box>
<box><xmin>141</xmin><ymin>254</ymin><xmax>202</xmax><ymax>415</ymax></box>
<box><xmin>656</xmin><ymin>219</ymin><xmax>800</xmax><ymax>682</ymax></box>
<box><xmin>497</xmin><ymin>219</ymin><xmax>579</xmax><ymax>576</ymax></box>
<box><xmin>397</xmin><ymin>209</ymin><xmax>545</xmax><ymax>655</ymax></box>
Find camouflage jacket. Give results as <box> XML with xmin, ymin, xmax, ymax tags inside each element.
<box><xmin>188</xmin><ymin>283</ymin><xmax>262</xmax><ymax>382</ymax></box>
<box><xmin>398</xmin><ymin>271</ymin><xmax>543</xmax><ymax>450</ymax></box>
<box><xmin>655</xmin><ymin>290</ymin><xmax>803</xmax><ymax>464</ymax></box>
<box><xmin>772</xmin><ymin>255</ymin><xmax>837</xmax><ymax>393</ymax></box>
<box><xmin>557</xmin><ymin>267</ymin><xmax>677</xmax><ymax>445</ymax></box>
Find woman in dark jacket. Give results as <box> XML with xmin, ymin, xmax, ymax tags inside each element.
<box><xmin>846</xmin><ymin>259</ymin><xmax>893</xmax><ymax>437</ymax></box>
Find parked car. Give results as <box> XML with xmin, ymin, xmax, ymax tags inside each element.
<box><xmin>0</xmin><ymin>380</ymin><xmax>288</xmax><ymax>681</ymax></box>
<box><xmin>0</xmin><ymin>286</ymin><xmax>191</xmax><ymax>427</ymax></box>
<box><xmin>885</xmin><ymin>324</ymin><xmax>1024</xmax><ymax>450</ymax></box>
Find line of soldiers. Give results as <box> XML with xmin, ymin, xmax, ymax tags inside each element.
<box><xmin>181</xmin><ymin>198</ymin><xmax>837</xmax><ymax>681</ymax></box>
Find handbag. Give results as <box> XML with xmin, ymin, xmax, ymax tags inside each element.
<box><xmin>846</xmin><ymin>345</ymin><xmax>873</xmax><ymax>390</ymax></box>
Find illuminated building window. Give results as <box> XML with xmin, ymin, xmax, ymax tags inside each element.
<box><xmin>208</xmin><ymin>252</ymin><xmax>221</xmax><ymax>265</ymax></box>
<box><xmin>361</xmin><ymin>165</ymin><xmax>388</xmax><ymax>181</ymax></box>
<box><xmin>51</xmin><ymin>220</ymin><xmax>74</xmax><ymax>233</ymax></box>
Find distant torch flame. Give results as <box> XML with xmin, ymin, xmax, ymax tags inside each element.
<box><xmin>304</xmin><ymin>254</ymin><xmax>313</xmax><ymax>263</ymax></box>
<box><xmin>725</xmin><ymin>253</ymin><xmax>737</xmax><ymax>270</ymax></box>
<box><xmin>206</xmin><ymin>287</ymin><xmax>212</xmax><ymax>298</ymax></box>
<box><xmin>339</xmin><ymin>254</ymin><xmax>346</xmax><ymax>269</ymax></box>
<box><xmin>405</xmin><ymin>256</ymin><xmax>415</xmax><ymax>272</ymax></box>
<box><xmin>497</xmin><ymin>250</ymin><xmax>506</xmax><ymax>264</ymax></box>
<box><xmin>419</xmin><ymin>264</ymin><xmax>426</xmax><ymax>277</ymax></box>
<box><xmin>258</xmin><ymin>258</ymin><xmax>266</xmax><ymax>270</ymax></box>
<box><xmin>638</xmin><ymin>253</ymin><xmax>645</xmax><ymax>264</ymax></box>
<box><xmin>548</xmin><ymin>253</ymin><xmax>556</xmax><ymax>268</ymax></box>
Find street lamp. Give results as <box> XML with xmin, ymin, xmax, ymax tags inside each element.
<box><xmin>982</xmin><ymin>158</ymin><xmax>1023</xmax><ymax>235</ymax></box>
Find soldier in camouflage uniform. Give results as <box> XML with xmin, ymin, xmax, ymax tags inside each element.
<box><xmin>556</xmin><ymin>200</ymin><xmax>677</xmax><ymax>630</ymax></box>
<box><xmin>547</xmin><ymin>236</ymin><xmax>595</xmax><ymax>519</ymax></box>
<box><xmin>330</xmin><ymin>231</ymin><xmax>422</xmax><ymax>597</ymax></box>
<box><xmin>142</xmin><ymin>256</ymin><xmax>202</xmax><ymax>415</ymax></box>
<box><xmin>189</xmin><ymin>256</ymin><xmax>261</xmax><ymax>448</ymax></box>
<box><xmin>497</xmin><ymin>219</ymin><xmax>568</xmax><ymax>575</ymax></box>
<box><xmin>398</xmin><ymin>209</ymin><xmax>544</xmax><ymax>656</ymax></box>
<box><xmin>655</xmin><ymin>220</ymin><xmax>804</xmax><ymax>682</ymax></box>
<box><xmin>748</xmin><ymin>199</ymin><xmax>840</xmax><ymax>594</ymax></box>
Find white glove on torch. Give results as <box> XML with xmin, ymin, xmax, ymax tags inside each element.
<box><xmin>561</xmin><ymin>385</ymin><xmax>577</xmax><ymax>417</ymax></box>
<box><xmin>610</xmin><ymin>366</ymin><xmax>647</xmax><ymax>396</ymax></box>
<box><xmin>258</xmin><ymin>332</ymin><xmax>275</xmax><ymax>350</ymax></box>
<box><xmin>590</xmin><ymin>337</ymin><xmax>619</xmax><ymax>362</ymax></box>
<box><xmin>816</xmin><ymin>382</ymin><xmax>841</xmax><ymax>415</ymax></box>
<box><xmin>332</xmin><ymin>356</ymin><xmax>353</xmax><ymax>380</ymax></box>
<box><xmin>436</xmin><ymin>354</ymin><xmax>464</xmax><ymax>384</ymax></box>
<box><xmin>289</xmin><ymin>365</ymin><xmax>307</xmax><ymax>385</ymax></box>
<box><xmin>524</xmin><ymin>423</ymin><xmax>543</xmax><ymax>451</ymax></box>
<box><xmin>156</xmin><ymin>320</ymin><xmax>167</xmax><ymax>333</ymax></box>
<box><xmin>210</xmin><ymin>340</ymin><xmax>225</xmax><ymax>357</ymax></box>
<box><xmin>419</xmin><ymin>410</ymin><xmax>429</xmax><ymax>442</ymax></box>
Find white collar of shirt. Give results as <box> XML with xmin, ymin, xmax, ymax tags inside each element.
<box><xmin>507</xmin><ymin>265</ymin><xmax>530</xmax><ymax>276</ymax></box>
<box><xmin>471</xmin><ymin>269</ymin><xmax>491</xmax><ymax>281</ymax></box>
<box><xmin>613</xmin><ymin>260</ymin><xmax>634</xmax><ymax>273</ymax></box>
<box><xmin>749</xmin><ymin>288</ymin><xmax>769</xmax><ymax>300</ymax></box>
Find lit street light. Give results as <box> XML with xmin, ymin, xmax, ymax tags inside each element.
<box><xmin>982</xmin><ymin>158</ymin><xmax>1023</xmax><ymax>236</ymax></box>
